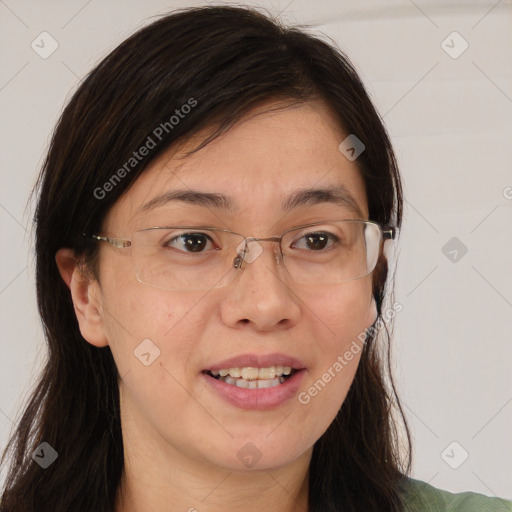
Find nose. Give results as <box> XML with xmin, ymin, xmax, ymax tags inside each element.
<box><xmin>220</xmin><ymin>238</ymin><xmax>300</xmax><ymax>332</ymax></box>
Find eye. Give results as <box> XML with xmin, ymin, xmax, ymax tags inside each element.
<box><xmin>292</xmin><ymin>231</ymin><xmax>339</xmax><ymax>251</ymax></box>
<box><xmin>164</xmin><ymin>232</ymin><xmax>216</xmax><ymax>253</ymax></box>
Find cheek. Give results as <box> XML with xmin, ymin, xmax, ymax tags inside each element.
<box><xmin>294</xmin><ymin>281</ymin><xmax>372</xmax><ymax>432</ymax></box>
<box><xmin>303</xmin><ymin>280</ymin><xmax>374</xmax><ymax>351</ymax></box>
<box><xmin>99</xmin><ymin>281</ymin><xmax>216</xmax><ymax>431</ymax></box>
<box><xmin>98</xmin><ymin>265</ymin><xmax>211</xmax><ymax>379</ymax></box>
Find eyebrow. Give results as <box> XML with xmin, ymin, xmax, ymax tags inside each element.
<box><xmin>139</xmin><ymin>186</ymin><xmax>365</xmax><ymax>218</ymax></box>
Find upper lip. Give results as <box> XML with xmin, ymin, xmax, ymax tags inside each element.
<box><xmin>204</xmin><ymin>353</ymin><xmax>306</xmax><ymax>371</ymax></box>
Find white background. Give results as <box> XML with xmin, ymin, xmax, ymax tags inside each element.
<box><xmin>1</xmin><ymin>0</ymin><xmax>511</xmax><ymax>500</ymax></box>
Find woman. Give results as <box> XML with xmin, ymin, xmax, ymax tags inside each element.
<box><xmin>1</xmin><ymin>6</ymin><xmax>510</xmax><ymax>512</ymax></box>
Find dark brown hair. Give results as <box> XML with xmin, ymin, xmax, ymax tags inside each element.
<box><xmin>1</xmin><ymin>6</ymin><xmax>411</xmax><ymax>511</ymax></box>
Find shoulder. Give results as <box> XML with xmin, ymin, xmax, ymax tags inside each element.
<box><xmin>398</xmin><ymin>477</ymin><xmax>512</xmax><ymax>512</ymax></box>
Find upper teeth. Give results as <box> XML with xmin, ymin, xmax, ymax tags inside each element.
<box><xmin>212</xmin><ymin>365</ymin><xmax>292</xmax><ymax>380</ymax></box>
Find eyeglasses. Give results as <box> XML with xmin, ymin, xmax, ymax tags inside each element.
<box><xmin>83</xmin><ymin>220</ymin><xmax>396</xmax><ymax>292</ymax></box>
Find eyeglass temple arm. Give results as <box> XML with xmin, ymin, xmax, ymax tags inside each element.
<box><xmin>83</xmin><ymin>233</ymin><xmax>132</xmax><ymax>248</ymax></box>
<box><xmin>382</xmin><ymin>226</ymin><xmax>396</xmax><ymax>241</ymax></box>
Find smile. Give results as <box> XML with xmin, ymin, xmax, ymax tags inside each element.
<box><xmin>202</xmin><ymin>354</ymin><xmax>306</xmax><ymax>410</ymax></box>
<box><xmin>206</xmin><ymin>365</ymin><xmax>296</xmax><ymax>389</ymax></box>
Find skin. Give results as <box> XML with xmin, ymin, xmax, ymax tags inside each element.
<box><xmin>57</xmin><ymin>99</ymin><xmax>378</xmax><ymax>512</ymax></box>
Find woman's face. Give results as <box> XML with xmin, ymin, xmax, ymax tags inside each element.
<box><xmin>87</xmin><ymin>100</ymin><xmax>377</xmax><ymax>472</ymax></box>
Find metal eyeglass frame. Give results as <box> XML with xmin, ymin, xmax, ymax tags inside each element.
<box><xmin>83</xmin><ymin>219</ymin><xmax>396</xmax><ymax>281</ymax></box>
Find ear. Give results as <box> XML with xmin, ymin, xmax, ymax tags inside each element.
<box><xmin>55</xmin><ymin>248</ymin><xmax>109</xmax><ymax>348</ymax></box>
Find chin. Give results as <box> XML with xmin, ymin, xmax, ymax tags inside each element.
<box><xmin>204</xmin><ymin>433</ymin><xmax>312</xmax><ymax>472</ymax></box>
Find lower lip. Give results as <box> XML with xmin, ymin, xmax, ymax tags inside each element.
<box><xmin>202</xmin><ymin>370</ymin><xmax>306</xmax><ymax>410</ymax></box>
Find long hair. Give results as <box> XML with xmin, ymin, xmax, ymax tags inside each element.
<box><xmin>0</xmin><ymin>6</ymin><xmax>411</xmax><ymax>511</ymax></box>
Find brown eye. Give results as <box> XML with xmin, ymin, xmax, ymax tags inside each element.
<box><xmin>293</xmin><ymin>232</ymin><xmax>338</xmax><ymax>251</ymax></box>
<box><xmin>165</xmin><ymin>233</ymin><xmax>213</xmax><ymax>253</ymax></box>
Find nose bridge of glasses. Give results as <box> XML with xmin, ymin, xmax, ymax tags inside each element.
<box><xmin>233</xmin><ymin>235</ymin><xmax>282</xmax><ymax>268</ymax></box>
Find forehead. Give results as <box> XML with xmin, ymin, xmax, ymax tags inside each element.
<box><xmin>107</xmin><ymin>100</ymin><xmax>368</xmax><ymax>231</ymax></box>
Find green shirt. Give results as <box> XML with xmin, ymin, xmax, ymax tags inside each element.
<box><xmin>401</xmin><ymin>478</ymin><xmax>512</xmax><ymax>511</ymax></box>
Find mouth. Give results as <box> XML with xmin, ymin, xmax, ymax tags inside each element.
<box><xmin>204</xmin><ymin>365</ymin><xmax>298</xmax><ymax>389</ymax></box>
<box><xmin>201</xmin><ymin>354</ymin><xmax>306</xmax><ymax>410</ymax></box>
